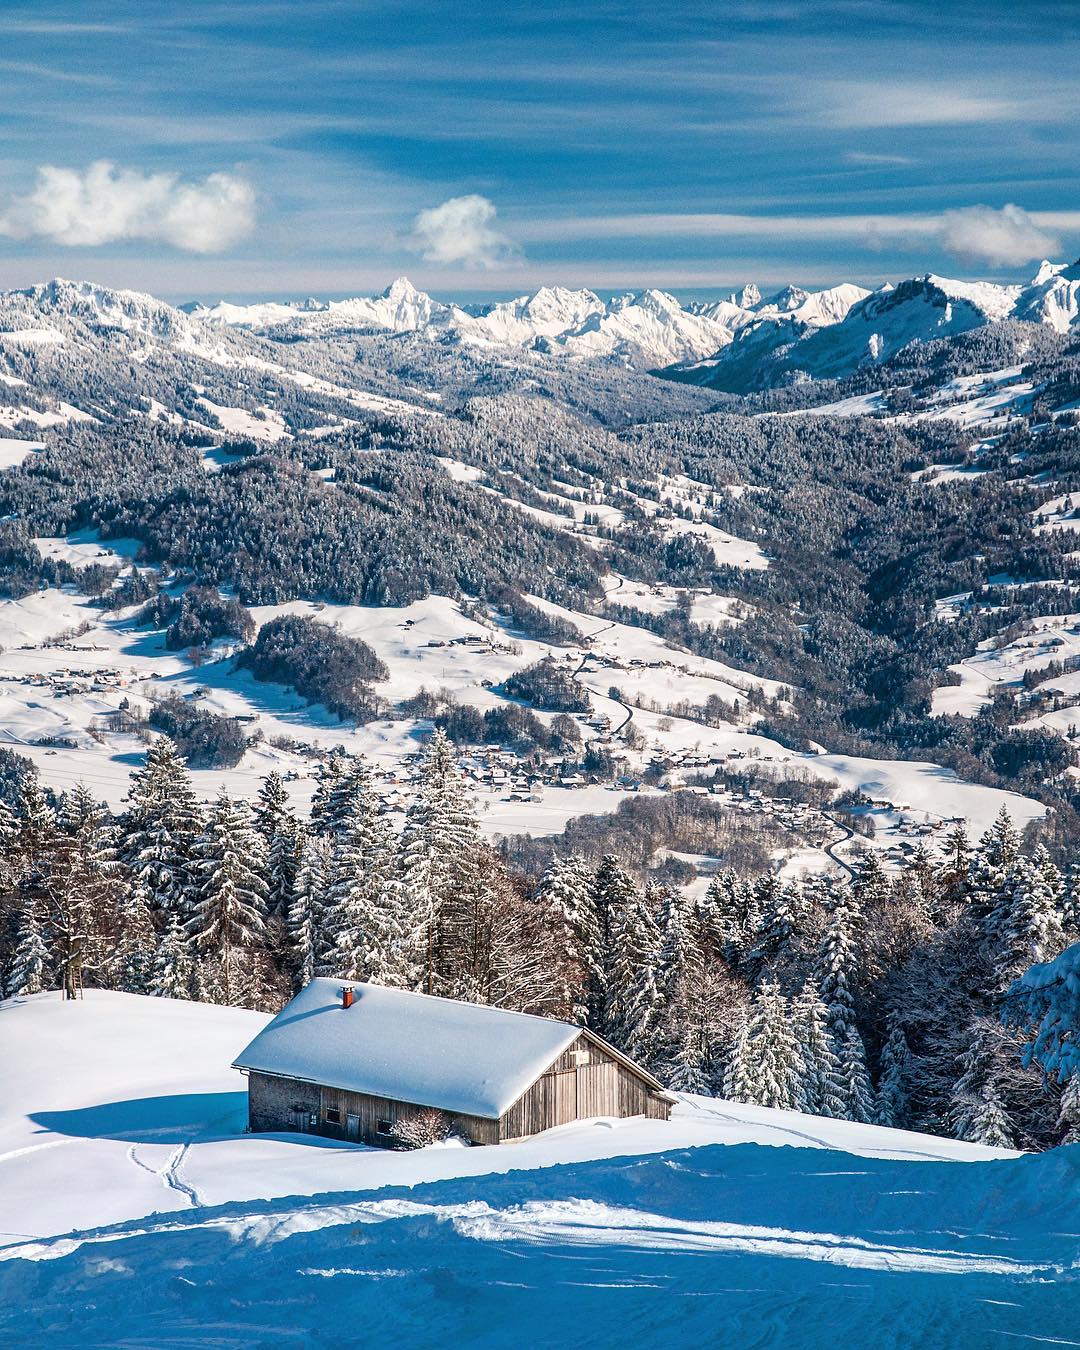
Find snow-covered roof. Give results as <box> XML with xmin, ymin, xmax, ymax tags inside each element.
<box><xmin>232</xmin><ymin>979</ymin><xmax>582</xmax><ymax>1119</ymax></box>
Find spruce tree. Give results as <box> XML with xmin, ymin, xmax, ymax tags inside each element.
<box><xmin>874</xmin><ymin>1015</ymin><xmax>913</xmax><ymax>1129</ymax></box>
<box><xmin>5</xmin><ymin>899</ymin><xmax>48</xmax><ymax>997</ymax></box>
<box><xmin>836</xmin><ymin>1027</ymin><xmax>877</xmax><ymax>1124</ymax></box>
<box><xmin>330</xmin><ymin>777</ymin><xmax>399</xmax><ymax>983</ymax></box>
<box><xmin>289</xmin><ymin>834</ymin><xmax>333</xmax><ymax>988</ymax></box>
<box><xmin>114</xmin><ymin>885</ymin><xmax>157</xmax><ymax>993</ymax></box>
<box><xmin>722</xmin><ymin>1007</ymin><xmax>755</xmax><ymax>1103</ymax></box>
<box><xmin>792</xmin><ymin>982</ymin><xmax>844</xmax><ymax>1118</ymax></box>
<box><xmin>1056</xmin><ymin>1073</ymin><xmax>1080</xmax><ymax>1146</ymax></box>
<box><xmin>949</xmin><ymin>1021</ymin><xmax>1017</xmax><ymax>1148</ymax></box>
<box><xmin>741</xmin><ymin>981</ymin><xmax>806</xmax><ymax>1110</ymax></box>
<box><xmin>122</xmin><ymin>736</ymin><xmax>204</xmax><ymax>923</ymax></box>
<box><xmin>816</xmin><ymin>887</ymin><xmax>863</xmax><ymax>1041</ymax></box>
<box><xmin>537</xmin><ymin>855</ymin><xmax>601</xmax><ymax>1023</ymax></box>
<box><xmin>606</xmin><ymin>884</ymin><xmax>661</xmax><ymax>1064</ymax></box>
<box><xmin>188</xmin><ymin>789</ymin><xmax>269</xmax><ymax>1006</ymax></box>
<box><xmin>151</xmin><ymin>911</ymin><xmax>193</xmax><ymax>999</ymax></box>
<box><xmin>588</xmin><ymin>855</ymin><xmax>640</xmax><ymax>1030</ymax></box>
<box><xmin>397</xmin><ymin>730</ymin><xmax>484</xmax><ymax>995</ymax></box>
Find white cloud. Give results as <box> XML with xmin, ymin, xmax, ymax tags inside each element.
<box><xmin>407</xmin><ymin>194</ymin><xmax>513</xmax><ymax>269</ymax></box>
<box><xmin>811</xmin><ymin>82</ymin><xmax>1027</xmax><ymax>129</ymax></box>
<box><xmin>0</xmin><ymin>161</ymin><xmax>255</xmax><ymax>253</ymax></box>
<box><xmin>937</xmin><ymin>203</ymin><xmax>1061</xmax><ymax>268</ymax></box>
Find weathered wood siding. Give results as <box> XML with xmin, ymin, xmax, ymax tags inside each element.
<box><xmin>498</xmin><ymin>1033</ymin><xmax>671</xmax><ymax>1141</ymax></box>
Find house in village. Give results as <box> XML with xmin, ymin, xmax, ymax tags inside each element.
<box><xmin>233</xmin><ymin>979</ymin><xmax>673</xmax><ymax>1147</ymax></box>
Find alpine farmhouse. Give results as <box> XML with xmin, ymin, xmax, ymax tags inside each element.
<box><xmin>233</xmin><ymin>979</ymin><xmax>674</xmax><ymax>1146</ymax></box>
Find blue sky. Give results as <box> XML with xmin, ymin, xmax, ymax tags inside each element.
<box><xmin>0</xmin><ymin>0</ymin><xmax>1076</xmax><ymax>300</ymax></box>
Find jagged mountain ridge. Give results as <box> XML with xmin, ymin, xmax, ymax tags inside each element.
<box><xmin>186</xmin><ymin>263</ymin><xmax>1080</xmax><ymax>386</ymax></box>
<box><xmin>679</xmin><ymin>265</ymin><xmax>1080</xmax><ymax>393</ymax></box>
<box><xmin>187</xmin><ymin>275</ymin><xmax>873</xmax><ymax>370</ymax></box>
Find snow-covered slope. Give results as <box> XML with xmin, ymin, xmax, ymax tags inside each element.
<box><xmin>677</xmin><ymin>262</ymin><xmax>1080</xmax><ymax>392</ymax></box>
<box><xmin>1</xmin><ymin>991</ymin><xmax>1073</xmax><ymax>1347</ymax></box>
<box><xmin>0</xmin><ymin>277</ymin><xmax>443</xmax><ymax>431</ymax></box>
<box><xmin>1013</xmin><ymin>258</ymin><xmax>1080</xmax><ymax>333</ymax></box>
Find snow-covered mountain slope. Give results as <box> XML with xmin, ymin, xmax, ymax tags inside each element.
<box><xmin>2</xmin><ymin>990</ymin><xmax>1073</xmax><ymax>1347</ymax></box>
<box><xmin>1013</xmin><ymin>258</ymin><xmax>1080</xmax><ymax>333</ymax></box>
<box><xmin>0</xmin><ymin>277</ymin><xmax>447</xmax><ymax>433</ymax></box>
<box><xmin>675</xmin><ymin>263</ymin><xmax>1080</xmax><ymax>393</ymax></box>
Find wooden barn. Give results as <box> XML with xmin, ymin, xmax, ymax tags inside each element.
<box><xmin>232</xmin><ymin>978</ymin><xmax>674</xmax><ymax>1147</ymax></box>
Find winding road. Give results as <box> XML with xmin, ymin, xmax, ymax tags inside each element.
<box><xmin>820</xmin><ymin>814</ymin><xmax>857</xmax><ymax>879</ymax></box>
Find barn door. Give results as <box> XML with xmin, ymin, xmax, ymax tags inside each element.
<box><xmin>576</xmin><ymin>1063</ymin><xmax>618</xmax><ymax>1118</ymax></box>
<box><xmin>346</xmin><ymin>1113</ymin><xmax>360</xmax><ymax>1139</ymax></box>
<box><xmin>552</xmin><ymin>1068</ymin><xmax>578</xmax><ymax>1124</ymax></box>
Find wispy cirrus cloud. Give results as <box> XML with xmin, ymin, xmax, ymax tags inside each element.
<box><xmin>518</xmin><ymin>204</ymin><xmax>1078</xmax><ymax>268</ymax></box>
<box><xmin>0</xmin><ymin>161</ymin><xmax>255</xmax><ymax>253</ymax></box>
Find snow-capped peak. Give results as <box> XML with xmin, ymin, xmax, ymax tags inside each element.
<box><xmin>736</xmin><ymin>283</ymin><xmax>762</xmax><ymax>309</ymax></box>
<box><xmin>1032</xmin><ymin>259</ymin><xmax>1068</xmax><ymax>286</ymax></box>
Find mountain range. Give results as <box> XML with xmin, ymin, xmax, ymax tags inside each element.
<box><xmin>0</xmin><ymin>257</ymin><xmax>1078</xmax><ymax>445</ymax></box>
<box><xmin>183</xmin><ymin>261</ymin><xmax>1080</xmax><ymax>387</ymax></box>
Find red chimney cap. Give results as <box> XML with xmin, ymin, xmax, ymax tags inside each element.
<box><xmin>341</xmin><ymin>987</ymin><xmax>355</xmax><ymax>1009</ymax></box>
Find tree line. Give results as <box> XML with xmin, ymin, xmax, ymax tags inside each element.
<box><xmin>1</xmin><ymin>732</ymin><xmax>1077</xmax><ymax>1150</ymax></box>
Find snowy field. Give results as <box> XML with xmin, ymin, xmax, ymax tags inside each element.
<box><xmin>1</xmin><ymin>991</ymin><xmax>1075</xmax><ymax>1346</ymax></box>
<box><xmin>0</xmin><ymin>554</ymin><xmax>1044</xmax><ymax>879</ymax></box>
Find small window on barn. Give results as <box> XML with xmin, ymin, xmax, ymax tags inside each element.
<box><xmin>325</xmin><ymin>1107</ymin><xmax>341</xmax><ymax>1125</ymax></box>
<box><xmin>376</xmin><ymin>1118</ymin><xmax>393</xmax><ymax>1135</ymax></box>
<box><xmin>571</xmin><ymin>1048</ymin><xmax>590</xmax><ymax>1067</ymax></box>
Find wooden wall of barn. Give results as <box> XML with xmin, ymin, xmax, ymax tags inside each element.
<box><xmin>497</xmin><ymin>1033</ymin><xmax>670</xmax><ymax>1142</ymax></box>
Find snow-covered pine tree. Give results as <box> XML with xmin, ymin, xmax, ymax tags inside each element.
<box><xmin>122</xmin><ymin>736</ymin><xmax>204</xmax><ymax>924</ymax></box>
<box><xmin>536</xmin><ymin>854</ymin><xmax>601</xmax><ymax>1023</ymax></box>
<box><xmin>330</xmin><ymin>776</ymin><xmax>399</xmax><ymax>983</ymax></box>
<box><xmin>935</xmin><ymin>821</ymin><xmax>973</xmax><ymax>915</ymax></box>
<box><xmin>151</xmin><ymin>911</ymin><xmax>194</xmax><ymax>999</ymax></box>
<box><xmin>396</xmin><ymin>729</ymin><xmax>484</xmax><ymax>996</ymax></box>
<box><xmin>113</xmin><ymin>885</ymin><xmax>157</xmax><ymax>993</ymax></box>
<box><xmin>254</xmin><ymin>770</ymin><xmax>292</xmax><ymax>844</ymax></box>
<box><xmin>949</xmin><ymin>1020</ymin><xmax>1017</xmax><ymax>1148</ymax></box>
<box><xmin>1057</xmin><ymin>1073</ymin><xmax>1080</xmax><ymax>1146</ymax></box>
<box><xmin>309</xmin><ymin>750</ymin><xmax>348</xmax><ymax>835</ymax></box>
<box><xmin>1062</xmin><ymin>864</ymin><xmax>1080</xmax><ymax>938</ymax></box>
<box><xmin>606</xmin><ymin>884</ymin><xmax>661</xmax><ymax>1064</ymax></box>
<box><xmin>988</xmin><ymin>851</ymin><xmax>1066</xmax><ymax>995</ymax></box>
<box><xmin>874</xmin><ymin>1014</ymin><xmax>913</xmax><ymax>1129</ymax></box>
<box><xmin>588</xmin><ymin>854</ymin><xmax>641</xmax><ymax>1030</ymax></box>
<box><xmin>289</xmin><ymin>834</ymin><xmax>334</xmax><ymax>989</ymax></box>
<box><xmin>792</xmin><ymin>981</ymin><xmax>844</xmax><ymax>1118</ymax></box>
<box><xmin>836</xmin><ymin>1026</ymin><xmax>877</xmax><ymax>1124</ymax></box>
<box><xmin>739</xmin><ymin>981</ymin><xmax>806</xmax><ymax>1111</ymax></box>
<box><xmin>722</xmin><ymin>1006</ymin><xmax>755</xmax><ymax>1103</ymax></box>
<box><xmin>654</xmin><ymin>888</ymin><xmax>696</xmax><ymax>1006</ymax></box>
<box><xmin>188</xmin><ymin>789</ymin><xmax>269</xmax><ymax>1006</ymax></box>
<box><xmin>816</xmin><ymin>886</ymin><xmax>864</xmax><ymax>1041</ymax></box>
<box><xmin>16</xmin><ymin>774</ymin><xmax>57</xmax><ymax>867</ymax></box>
<box><xmin>750</xmin><ymin>879</ymin><xmax>807</xmax><ymax>975</ymax></box>
<box><xmin>969</xmin><ymin>806</ymin><xmax>1021</xmax><ymax>924</ymax></box>
<box><xmin>5</xmin><ymin>898</ymin><xmax>48</xmax><ymax>997</ymax></box>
